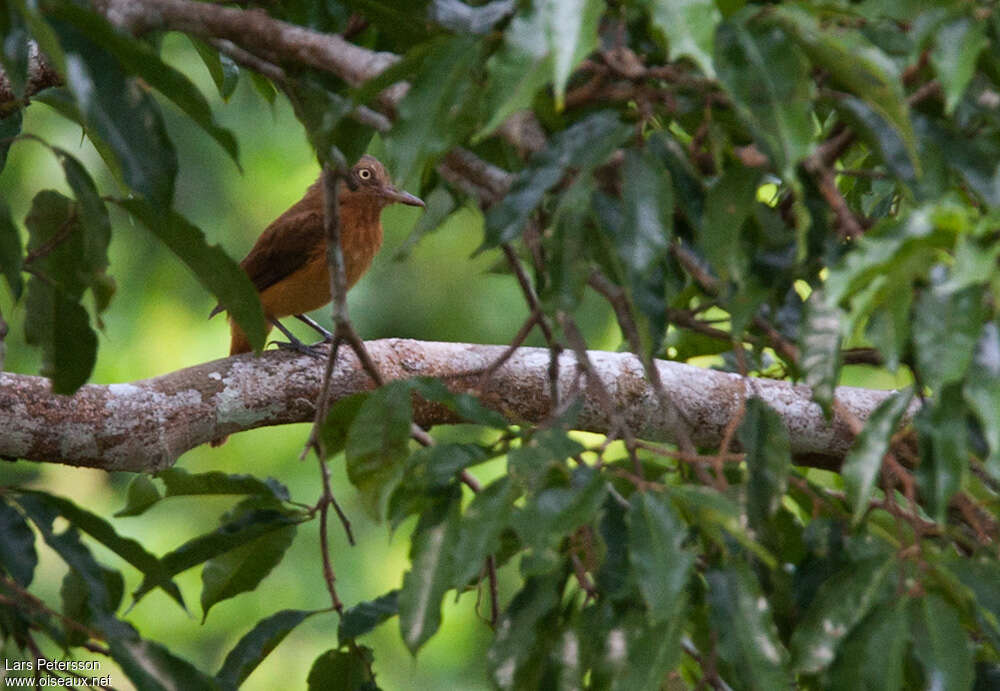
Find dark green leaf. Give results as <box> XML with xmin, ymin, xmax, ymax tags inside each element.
<box><xmin>545</xmin><ymin>0</ymin><xmax>603</xmax><ymax>110</ymax></box>
<box><xmin>387</xmin><ymin>35</ymin><xmax>483</xmax><ymax>184</ymax></box>
<box><xmin>345</xmin><ymin>381</ymin><xmax>414</xmax><ymax>519</ymax></box>
<box><xmin>47</xmin><ymin>3</ymin><xmax>239</xmax><ymax>165</ymax></box>
<box><xmin>404</xmin><ymin>443</ymin><xmax>491</xmax><ymax>491</ymax></box>
<box><xmin>60</xmin><ymin>564</ymin><xmax>123</xmax><ymax>646</ymax></box>
<box><xmin>481</xmin><ymin>111</ymin><xmax>632</xmax><ymax>249</ymax></box>
<box><xmin>157</xmin><ymin>468</ymin><xmax>290</xmax><ymax>502</ymax></box>
<box><xmin>13</xmin><ymin>0</ymin><xmax>66</xmax><ymax>77</ymax></box>
<box><xmin>320</xmin><ymin>393</ymin><xmax>368</xmax><ymax>458</ymax></box>
<box><xmin>114</xmin><ymin>475</ymin><xmax>163</xmax><ymax>518</ymax></box>
<box><xmin>306</xmin><ymin>647</ymin><xmax>376</xmax><ymax>691</ymax></box>
<box><xmin>51</xmin><ymin>18</ymin><xmax>177</xmax><ymax>206</ymax></box>
<box><xmin>832</xmin><ymin>92</ymin><xmax>919</xmax><ymax>187</ymax></box>
<box><xmin>0</xmin><ymin>498</ymin><xmax>36</xmax><ymax>586</ymax></box>
<box><xmin>707</xmin><ymin>565</ymin><xmax>790</xmax><ymax>689</ymax></box>
<box><xmin>610</xmin><ymin>611</ymin><xmax>687</xmax><ymax>691</ymax></box>
<box><xmin>0</xmin><ymin>201</ymin><xmax>22</xmax><ymax>298</ymax></box>
<box><xmin>24</xmin><ymin>277</ymin><xmax>97</xmax><ymax>393</ymax></box>
<box><xmin>189</xmin><ymin>37</ymin><xmax>239</xmax><ymax>102</ymax></box>
<box><xmin>216</xmin><ymin>609</ymin><xmax>320</xmax><ymax>690</ymax></box>
<box><xmin>111</xmin><ymin>637</ymin><xmax>218</xmax><ymax>691</ymax></box>
<box><xmin>116</xmin><ymin>198</ymin><xmax>267</xmax><ymax>352</ymax></box>
<box><xmin>789</xmin><ymin>556</ymin><xmax>893</xmax><ymax>674</ymax></box>
<box><xmin>931</xmin><ymin>15</ymin><xmax>988</xmax><ymax>113</ymax></box>
<box><xmin>513</xmin><ymin>466</ymin><xmax>608</xmax><ymax>552</ymax></box>
<box><xmin>487</xmin><ymin>573</ymin><xmax>562</xmax><ymax>690</ymax></box>
<box><xmin>842</xmin><ymin>389</ymin><xmax>914</xmax><ymax>526</ymax></box>
<box><xmin>715</xmin><ymin>20</ymin><xmax>813</xmax><ymax>177</ymax></box>
<box><xmin>828</xmin><ymin>599</ymin><xmax>907</xmax><ymax>691</ymax></box>
<box><xmin>394</xmin><ymin>187</ymin><xmax>456</xmax><ymax>260</ymax></box>
<box><xmin>507</xmin><ymin>429</ymin><xmax>585</xmax><ymax>491</ymax></box>
<box><xmin>451</xmin><ymin>476</ymin><xmax>519</xmax><ymax>588</ymax></box>
<box><xmin>285</xmin><ymin>71</ymin><xmax>372</xmax><ymax>166</ymax></box>
<box><xmin>398</xmin><ymin>490</ymin><xmax>461</xmax><ymax>653</ymax></box>
<box><xmin>910</xmin><ymin>593</ymin><xmax>974</xmax><ymax>691</ymax></box>
<box><xmin>409</xmin><ymin>377</ymin><xmax>509</xmax><ymax>427</ymax></box>
<box><xmin>0</xmin><ymin>110</ymin><xmax>21</xmax><ymax>176</ymax></box>
<box><xmin>915</xmin><ymin>384</ymin><xmax>967</xmax><ymax>523</ymax></box>
<box><xmin>739</xmin><ymin>397</ymin><xmax>791</xmax><ymax>534</ymax></box>
<box><xmin>339</xmin><ymin>590</ymin><xmax>399</xmax><ymax>644</ymax></box>
<box><xmin>965</xmin><ymin>322</ymin><xmax>1000</xmax><ymax>478</ymax></box>
<box><xmin>201</xmin><ymin>524</ymin><xmax>296</xmax><ymax>621</ymax></box>
<box><xmin>914</xmin><ymin>282</ymin><xmax>986</xmax><ymax>393</ymax></box>
<box><xmin>700</xmin><ymin>164</ymin><xmax>760</xmax><ymax>282</ymax></box>
<box><xmin>53</xmin><ymin>147</ymin><xmax>110</xmax><ymax>280</ymax></box>
<box><xmin>627</xmin><ymin>491</ymin><xmax>693</xmax><ymax>623</ymax></box>
<box><xmin>643</xmin><ymin>0</ymin><xmax>720</xmax><ymax>78</ymax></box>
<box><xmin>671</xmin><ymin>485</ymin><xmax>776</xmax><ymax>567</ymax></box>
<box><xmin>0</xmin><ymin>8</ymin><xmax>29</xmax><ymax>98</ymax></box>
<box><xmin>544</xmin><ymin>179</ymin><xmax>593</xmax><ymax>313</ymax></box>
<box><xmin>799</xmin><ymin>289</ymin><xmax>842</xmax><ymax>415</ymax></box>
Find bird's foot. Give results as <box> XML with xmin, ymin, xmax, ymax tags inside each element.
<box><xmin>272</xmin><ymin>339</ymin><xmax>328</xmax><ymax>359</ymax></box>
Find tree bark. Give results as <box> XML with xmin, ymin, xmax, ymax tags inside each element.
<box><xmin>0</xmin><ymin>339</ymin><xmax>909</xmax><ymax>474</ymax></box>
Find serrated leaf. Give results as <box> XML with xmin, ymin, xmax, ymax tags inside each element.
<box><xmin>910</xmin><ymin>593</ymin><xmax>974</xmax><ymax>691</ymax></box>
<box><xmin>715</xmin><ymin>19</ymin><xmax>813</xmax><ymax>177</ymax></box>
<box><xmin>789</xmin><ymin>556</ymin><xmax>894</xmax><ymax>674</ymax></box>
<box><xmin>914</xmin><ymin>282</ymin><xmax>986</xmax><ymax>393</ymax></box>
<box><xmin>114</xmin><ymin>475</ymin><xmax>162</xmax><ymax>518</ymax></box>
<box><xmin>201</xmin><ymin>524</ymin><xmax>296</xmax><ymax>621</ymax></box>
<box><xmin>827</xmin><ymin>599</ymin><xmax>908</xmax><ymax>691</ymax></box>
<box><xmin>481</xmin><ymin>111</ymin><xmax>632</xmax><ymax>249</ymax></box>
<box><xmin>216</xmin><ymin>609</ymin><xmax>320</xmax><ymax>690</ymax></box>
<box><xmin>51</xmin><ymin>18</ymin><xmax>177</xmax><ymax>206</ymax></box>
<box><xmin>842</xmin><ymin>388</ymin><xmax>914</xmax><ymax>526</ymax></box>
<box><xmin>739</xmin><ymin>397</ymin><xmax>791</xmax><ymax>534</ymax></box>
<box><xmin>338</xmin><ymin>590</ymin><xmax>399</xmax><ymax>644</ymax></box>
<box><xmin>915</xmin><ymin>384</ymin><xmax>967</xmax><ymax>523</ymax></box>
<box><xmin>111</xmin><ymin>637</ymin><xmax>218</xmax><ymax>691</ymax></box>
<box><xmin>0</xmin><ymin>498</ymin><xmax>36</xmax><ymax>587</ymax></box>
<box><xmin>306</xmin><ymin>647</ymin><xmax>375</xmax><ymax>691</ymax></box>
<box><xmin>47</xmin><ymin>2</ymin><xmax>239</xmax><ymax>165</ymax></box>
<box><xmin>0</xmin><ymin>201</ymin><xmax>23</xmax><ymax>298</ymax></box>
<box><xmin>345</xmin><ymin>381</ymin><xmax>414</xmax><ymax>519</ymax></box>
<box><xmin>931</xmin><ymin>15</ymin><xmax>988</xmax><ymax>113</ymax></box>
<box><xmin>707</xmin><ymin>565</ymin><xmax>790</xmax><ymax>688</ymax></box>
<box><xmin>398</xmin><ymin>490</ymin><xmax>461</xmax><ymax>653</ymax></box>
<box><xmin>799</xmin><ymin>289</ymin><xmax>842</xmax><ymax>415</ymax></box>
<box><xmin>965</xmin><ymin>322</ymin><xmax>1000</xmax><ymax>478</ymax></box>
<box><xmin>627</xmin><ymin>491</ymin><xmax>693</xmax><ymax>623</ymax></box>
<box><xmin>451</xmin><ymin>476</ymin><xmax>519</xmax><ymax>588</ymax></box>
<box><xmin>116</xmin><ymin>198</ymin><xmax>267</xmax><ymax>352</ymax></box>
<box><xmin>644</xmin><ymin>0</ymin><xmax>720</xmax><ymax>78</ymax></box>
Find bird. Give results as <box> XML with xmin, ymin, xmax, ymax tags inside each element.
<box><xmin>212</xmin><ymin>154</ymin><xmax>424</xmax><ymax>356</ymax></box>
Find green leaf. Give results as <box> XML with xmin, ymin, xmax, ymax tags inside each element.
<box><xmin>0</xmin><ymin>7</ymin><xmax>29</xmax><ymax>98</ymax></box>
<box><xmin>114</xmin><ymin>475</ymin><xmax>162</xmax><ymax>518</ymax></box>
<box><xmin>931</xmin><ymin>15</ymin><xmax>988</xmax><ymax>113</ymax></box>
<box><xmin>53</xmin><ymin>147</ymin><xmax>110</xmax><ymax>279</ymax></box>
<box><xmin>409</xmin><ymin>377</ymin><xmax>509</xmax><ymax>427</ymax></box>
<box><xmin>216</xmin><ymin>609</ymin><xmax>320</xmax><ymax>690</ymax></box>
<box><xmin>398</xmin><ymin>490</ymin><xmax>461</xmax><ymax>654</ymax></box>
<box><xmin>0</xmin><ymin>201</ymin><xmax>23</xmax><ymax>298</ymax></box>
<box><xmin>116</xmin><ymin>198</ymin><xmax>267</xmax><ymax>352</ymax></box>
<box><xmin>403</xmin><ymin>443</ymin><xmax>491</xmax><ymax>491</ymax></box>
<box><xmin>394</xmin><ymin>186</ymin><xmax>456</xmax><ymax>260</ymax></box>
<box><xmin>643</xmin><ymin>0</ymin><xmax>720</xmax><ymax>78</ymax></box>
<box><xmin>12</xmin><ymin>0</ymin><xmax>66</xmax><ymax>77</ymax></box>
<box><xmin>134</xmin><ymin>509</ymin><xmax>298</xmax><ymax>602</ymax></box>
<box><xmin>387</xmin><ymin>35</ymin><xmax>483</xmax><ymax>184</ymax></box>
<box><xmin>670</xmin><ymin>485</ymin><xmax>776</xmax><ymax>568</ymax></box>
<box><xmin>915</xmin><ymin>384</ymin><xmax>967</xmax><ymax>523</ymax></box>
<box><xmin>50</xmin><ymin>18</ymin><xmax>177</xmax><ymax>207</ymax></box>
<box><xmin>47</xmin><ymin>2</ymin><xmax>239</xmax><ymax>165</ymax></box>
<box><xmin>451</xmin><ymin>477</ymin><xmax>520</xmax><ymax>588</ymax></box>
<box><xmin>542</xmin><ymin>0</ymin><xmax>602</xmax><ymax>111</ymax></box>
<box><xmin>770</xmin><ymin>6</ymin><xmax>918</xmax><ymax>178</ymax></box>
<box><xmin>487</xmin><ymin>573</ymin><xmax>562</xmax><ymax>690</ymax></box>
<box><xmin>111</xmin><ymin>637</ymin><xmax>218</xmax><ymax>691</ymax></box>
<box><xmin>61</xmin><ymin>564</ymin><xmax>124</xmax><ymax>646</ymax></box>
<box><xmin>201</xmin><ymin>524</ymin><xmax>296</xmax><ymax>621</ymax></box>
<box><xmin>789</xmin><ymin>556</ymin><xmax>894</xmax><ymax>674</ymax></box>
<box><xmin>189</xmin><ymin>37</ymin><xmax>239</xmax><ymax>102</ymax></box>
<box><xmin>513</xmin><ymin>466</ymin><xmax>608</xmax><ymax>552</ymax></box>
<box><xmin>799</xmin><ymin>289</ymin><xmax>842</xmax><ymax>415</ymax></box>
<box><xmin>338</xmin><ymin>590</ymin><xmax>399</xmax><ymax>645</ymax></box>
<box><xmin>914</xmin><ymin>282</ymin><xmax>986</xmax><ymax>393</ymax></box>
<box><xmin>700</xmin><ymin>164</ymin><xmax>760</xmax><ymax>283</ymax></box>
<box><xmin>739</xmin><ymin>397</ymin><xmax>791</xmax><ymax>534</ymax></box>
<box><xmin>544</xmin><ymin>179</ymin><xmax>593</xmax><ymax>313</ymax></box>
<box><xmin>828</xmin><ymin>599</ymin><xmax>908</xmax><ymax>691</ymax></box>
<box><xmin>965</xmin><ymin>322</ymin><xmax>1000</xmax><ymax>478</ymax></box>
<box><xmin>715</xmin><ymin>19</ymin><xmax>814</xmax><ymax>177</ymax></box>
<box><xmin>157</xmin><ymin>468</ymin><xmax>290</xmax><ymax>502</ymax></box>
<box><xmin>609</xmin><ymin>611</ymin><xmax>687</xmax><ymax>691</ymax></box>
<box><xmin>16</xmin><ymin>489</ymin><xmax>182</xmax><ymax>607</ymax></box>
<box><xmin>0</xmin><ymin>498</ymin><xmax>37</xmax><ymax>587</ymax></box>
<box><xmin>285</xmin><ymin>71</ymin><xmax>373</xmax><ymax>166</ymax></box>
<box><xmin>627</xmin><ymin>491</ymin><xmax>694</xmax><ymax>623</ymax></box>
<box><xmin>910</xmin><ymin>593</ymin><xmax>974</xmax><ymax>691</ymax></box>
<box><xmin>481</xmin><ymin>111</ymin><xmax>632</xmax><ymax>249</ymax></box>
<box><xmin>0</xmin><ymin>109</ymin><xmax>21</xmax><ymax>175</ymax></box>
<box><xmin>345</xmin><ymin>381</ymin><xmax>414</xmax><ymax>519</ymax></box>
<box><xmin>306</xmin><ymin>647</ymin><xmax>376</xmax><ymax>691</ymax></box>
<box><xmin>832</xmin><ymin>92</ymin><xmax>919</xmax><ymax>188</ymax></box>
<box><xmin>706</xmin><ymin>565</ymin><xmax>790</xmax><ymax>689</ymax></box>
<box><xmin>842</xmin><ymin>389</ymin><xmax>914</xmax><ymax>526</ymax></box>
<box><xmin>320</xmin><ymin>393</ymin><xmax>368</xmax><ymax>458</ymax></box>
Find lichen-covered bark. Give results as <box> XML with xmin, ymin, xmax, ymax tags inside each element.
<box><xmin>0</xmin><ymin>339</ymin><xmax>909</xmax><ymax>473</ymax></box>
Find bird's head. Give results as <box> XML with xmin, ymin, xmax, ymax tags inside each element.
<box><xmin>343</xmin><ymin>155</ymin><xmax>425</xmax><ymax>209</ymax></box>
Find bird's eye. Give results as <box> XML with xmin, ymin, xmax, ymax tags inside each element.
<box><xmin>358</xmin><ymin>168</ymin><xmax>372</xmax><ymax>180</ymax></box>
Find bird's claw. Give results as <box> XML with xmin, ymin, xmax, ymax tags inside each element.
<box><xmin>271</xmin><ymin>339</ymin><xmax>328</xmax><ymax>359</ymax></box>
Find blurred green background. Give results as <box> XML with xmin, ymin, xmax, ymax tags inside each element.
<box><xmin>0</xmin><ymin>35</ymin><xmax>619</xmax><ymax>690</ymax></box>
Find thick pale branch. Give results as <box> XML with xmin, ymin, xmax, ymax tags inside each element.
<box><xmin>0</xmin><ymin>339</ymin><xmax>908</xmax><ymax>474</ymax></box>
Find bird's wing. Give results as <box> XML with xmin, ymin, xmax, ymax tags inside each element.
<box><xmin>240</xmin><ymin>206</ymin><xmax>326</xmax><ymax>294</ymax></box>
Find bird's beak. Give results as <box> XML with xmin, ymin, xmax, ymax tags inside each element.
<box><xmin>382</xmin><ymin>186</ymin><xmax>425</xmax><ymax>208</ymax></box>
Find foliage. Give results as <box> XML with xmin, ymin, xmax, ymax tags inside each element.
<box><xmin>2</xmin><ymin>0</ymin><xmax>1000</xmax><ymax>689</ymax></box>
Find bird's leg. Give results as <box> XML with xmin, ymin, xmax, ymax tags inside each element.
<box><xmin>295</xmin><ymin>314</ymin><xmax>332</xmax><ymax>342</ymax></box>
<box><xmin>270</xmin><ymin>318</ymin><xmax>325</xmax><ymax>358</ymax></box>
